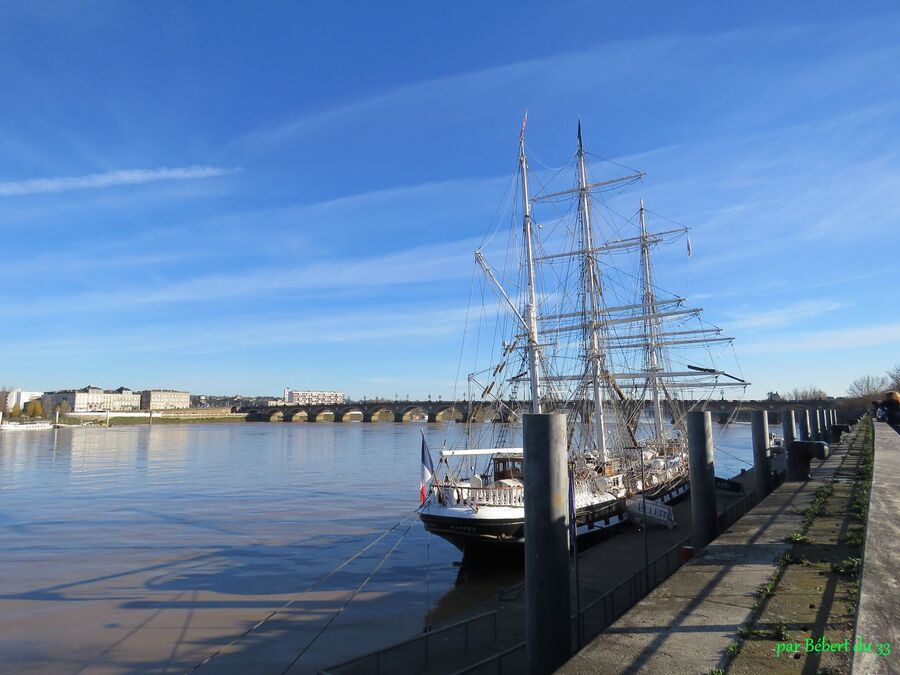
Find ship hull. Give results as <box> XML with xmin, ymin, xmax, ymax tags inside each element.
<box><xmin>420</xmin><ymin>497</ymin><xmax>628</xmax><ymax>554</ymax></box>
<box><xmin>421</xmin><ymin>478</ymin><xmax>690</xmax><ymax>555</ymax></box>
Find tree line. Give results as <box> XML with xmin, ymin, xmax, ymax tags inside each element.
<box><xmin>2</xmin><ymin>397</ymin><xmax>70</xmax><ymax>420</ymax></box>
<box><xmin>846</xmin><ymin>365</ymin><xmax>900</xmax><ymax>401</ymax></box>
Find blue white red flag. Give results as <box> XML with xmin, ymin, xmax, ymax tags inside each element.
<box><xmin>420</xmin><ymin>432</ymin><xmax>435</xmax><ymax>504</ymax></box>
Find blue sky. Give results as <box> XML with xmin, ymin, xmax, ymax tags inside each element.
<box><xmin>1</xmin><ymin>1</ymin><xmax>898</xmax><ymax>399</ymax></box>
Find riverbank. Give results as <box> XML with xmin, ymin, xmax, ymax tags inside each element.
<box><xmin>51</xmin><ymin>410</ymin><xmax>249</xmax><ymax>426</ymax></box>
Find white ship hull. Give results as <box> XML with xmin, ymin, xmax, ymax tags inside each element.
<box><xmin>0</xmin><ymin>422</ymin><xmax>53</xmax><ymax>431</ymax></box>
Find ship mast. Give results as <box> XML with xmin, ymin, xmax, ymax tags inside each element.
<box><xmin>519</xmin><ymin>118</ymin><xmax>542</xmax><ymax>413</ymax></box>
<box><xmin>639</xmin><ymin>200</ymin><xmax>664</xmax><ymax>438</ymax></box>
<box><xmin>576</xmin><ymin>122</ymin><xmax>608</xmax><ymax>462</ymax></box>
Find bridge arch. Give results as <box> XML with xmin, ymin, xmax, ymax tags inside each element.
<box><xmin>266</xmin><ymin>409</ymin><xmax>284</xmax><ymax>422</ymax></box>
<box><xmin>285</xmin><ymin>408</ymin><xmax>308</xmax><ymax>422</ymax></box>
<box><xmin>400</xmin><ymin>406</ymin><xmax>429</xmax><ymax>423</ymax></box>
<box><xmin>308</xmin><ymin>407</ymin><xmax>336</xmax><ymax>423</ymax></box>
<box><xmin>468</xmin><ymin>404</ymin><xmax>502</xmax><ymax>423</ymax></box>
<box><xmin>364</xmin><ymin>407</ymin><xmax>395</xmax><ymax>423</ymax></box>
<box><xmin>433</xmin><ymin>405</ymin><xmax>464</xmax><ymax>423</ymax></box>
<box><xmin>336</xmin><ymin>407</ymin><xmax>364</xmax><ymax>423</ymax></box>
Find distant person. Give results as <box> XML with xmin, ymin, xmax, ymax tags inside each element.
<box><xmin>882</xmin><ymin>391</ymin><xmax>900</xmax><ymax>426</ymax></box>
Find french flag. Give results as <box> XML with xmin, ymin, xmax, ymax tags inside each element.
<box><xmin>420</xmin><ymin>432</ymin><xmax>435</xmax><ymax>504</ymax></box>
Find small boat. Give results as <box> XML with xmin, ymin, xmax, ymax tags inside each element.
<box><xmin>0</xmin><ymin>421</ymin><xmax>54</xmax><ymax>431</ymax></box>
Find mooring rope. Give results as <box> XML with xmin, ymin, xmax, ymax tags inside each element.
<box><xmin>189</xmin><ymin>505</ymin><xmax>423</xmax><ymax>672</ymax></box>
<box><xmin>277</xmin><ymin>516</ymin><xmax>420</xmax><ymax>674</ymax></box>
<box><xmin>714</xmin><ymin>444</ymin><xmax>754</xmax><ymax>467</ymax></box>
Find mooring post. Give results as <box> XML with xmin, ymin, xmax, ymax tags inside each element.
<box><xmin>524</xmin><ymin>412</ymin><xmax>571</xmax><ymax>675</ymax></box>
<box><xmin>817</xmin><ymin>410</ymin><xmax>826</xmax><ymax>441</ymax></box>
<box><xmin>687</xmin><ymin>411</ymin><xmax>717</xmax><ymax>549</ymax></box>
<box><xmin>799</xmin><ymin>410</ymin><xmax>811</xmax><ymax>441</ymax></box>
<box><xmin>782</xmin><ymin>409</ymin><xmax>796</xmax><ymax>451</ymax></box>
<box><xmin>750</xmin><ymin>410</ymin><xmax>772</xmax><ymax>498</ymax></box>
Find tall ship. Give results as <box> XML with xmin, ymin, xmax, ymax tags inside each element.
<box><xmin>420</xmin><ymin>119</ymin><xmax>748</xmax><ymax>554</ymax></box>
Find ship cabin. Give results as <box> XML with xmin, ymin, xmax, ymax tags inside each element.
<box><xmin>492</xmin><ymin>453</ymin><xmax>524</xmax><ymax>481</ymax></box>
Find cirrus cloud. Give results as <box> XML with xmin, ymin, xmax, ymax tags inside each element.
<box><xmin>0</xmin><ymin>165</ymin><xmax>237</xmax><ymax>197</ymax></box>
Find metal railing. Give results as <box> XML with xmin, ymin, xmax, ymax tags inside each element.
<box><xmin>439</xmin><ymin>485</ymin><xmax>525</xmax><ymax>507</ymax></box>
<box><xmin>454</xmin><ymin>640</ymin><xmax>527</xmax><ymax>675</ymax></box>
<box><xmin>453</xmin><ymin>533</ymin><xmax>695</xmax><ymax>675</ymax></box>
<box><xmin>320</xmin><ymin>610</ymin><xmax>499</xmax><ymax>675</ymax></box>
<box><xmin>574</xmin><ymin>533</ymin><xmax>692</xmax><ymax>648</ymax></box>
<box><xmin>716</xmin><ymin>489</ymin><xmax>758</xmax><ymax>532</ymax></box>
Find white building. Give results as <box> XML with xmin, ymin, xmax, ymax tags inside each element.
<box><xmin>140</xmin><ymin>390</ymin><xmax>191</xmax><ymax>410</ymax></box>
<box><xmin>0</xmin><ymin>389</ymin><xmax>44</xmax><ymax>412</ymax></box>
<box><xmin>43</xmin><ymin>386</ymin><xmax>142</xmax><ymax>413</ymax></box>
<box><xmin>283</xmin><ymin>388</ymin><xmax>346</xmax><ymax>405</ymax></box>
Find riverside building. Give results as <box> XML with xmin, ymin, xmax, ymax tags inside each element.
<box><xmin>283</xmin><ymin>388</ymin><xmax>346</xmax><ymax>405</ymax></box>
<box><xmin>43</xmin><ymin>386</ymin><xmax>142</xmax><ymax>413</ymax></box>
<box><xmin>140</xmin><ymin>390</ymin><xmax>190</xmax><ymax>410</ymax></box>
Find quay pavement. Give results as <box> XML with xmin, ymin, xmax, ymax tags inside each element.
<box><xmin>559</xmin><ymin>422</ymin><xmax>872</xmax><ymax>675</ymax></box>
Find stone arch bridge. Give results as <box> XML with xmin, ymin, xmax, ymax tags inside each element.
<box><xmin>238</xmin><ymin>398</ymin><xmax>837</xmax><ymax>424</ymax></box>
<box><xmin>238</xmin><ymin>400</ymin><xmax>523</xmax><ymax>424</ymax></box>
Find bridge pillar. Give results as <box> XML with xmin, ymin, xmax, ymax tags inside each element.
<box><xmin>427</xmin><ymin>411</ymin><xmax>439</xmax><ymax>424</ymax></box>
<box><xmin>718</xmin><ymin>412</ymin><xmax>729</xmax><ymax>425</ymax></box>
<box><xmin>394</xmin><ymin>411</ymin><xmax>404</xmax><ymax>423</ymax></box>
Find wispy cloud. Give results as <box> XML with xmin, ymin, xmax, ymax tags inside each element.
<box><xmin>0</xmin><ymin>238</ymin><xmax>481</xmax><ymax>317</ymax></box>
<box><xmin>230</xmin><ymin>30</ymin><xmax>734</xmax><ymax>151</ymax></box>
<box><xmin>5</xmin><ymin>305</ymin><xmax>471</xmax><ymax>357</ymax></box>
<box><xmin>724</xmin><ymin>300</ymin><xmax>847</xmax><ymax>331</ymax></box>
<box><xmin>0</xmin><ymin>166</ymin><xmax>236</xmax><ymax>197</ymax></box>
<box><xmin>740</xmin><ymin>322</ymin><xmax>900</xmax><ymax>355</ymax></box>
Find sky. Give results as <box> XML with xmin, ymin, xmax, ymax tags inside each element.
<box><xmin>1</xmin><ymin>1</ymin><xmax>898</xmax><ymax>399</ymax></box>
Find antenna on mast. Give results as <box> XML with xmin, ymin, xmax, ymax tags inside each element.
<box><xmin>519</xmin><ymin>110</ymin><xmax>541</xmax><ymax>414</ymax></box>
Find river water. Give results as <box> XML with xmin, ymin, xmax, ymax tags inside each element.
<box><xmin>0</xmin><ymin>421</ymin><xmax>755</xmax><ymax>673</ymax></box>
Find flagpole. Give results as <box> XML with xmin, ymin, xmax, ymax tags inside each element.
<box><xmin>421</xmin><ymin>428</ymin><xmax>432</xmax><ymax>632</ymax></box>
